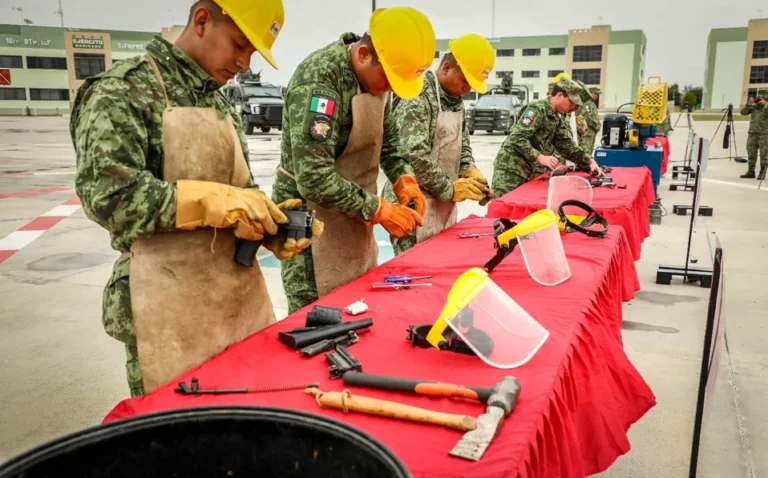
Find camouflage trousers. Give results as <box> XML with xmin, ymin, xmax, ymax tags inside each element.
<box><xmin>125</xmin><ymin>344</ymin><xmax>145</xmax><ymax>397</ymax></box>
<box><xmin>491</xmin><ymin>159</ymin><xmax>532</xmax><ymax>198</ymax></box>
<box><xmin>746</xmin><ymin>133</ymin><xmax>768</xmax><ymax>171</ymax></box>
<box><xmin>579</xmin><ymin>132</ymin><xmax>597</xmax><ymax>155</ymax></box>
<box><xmin>280</xmin><ymin>248</ymin><xmax>319</xmax><ymax>314</ymax></box>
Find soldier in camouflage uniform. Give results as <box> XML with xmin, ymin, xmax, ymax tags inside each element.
<box><xmin>272</xmin><ymin>7</ymin><xmax>435</xmax><ymax>314</ymax></box>
<box><xmin>740</xmin><ymin>91</ymin><xmax>768</xmax><ymax>179</ymax></box>
<box><xmin>501</xmin><ymin>72</ymin><xmax>513</xmax><ymax>94</ymax></box>
<box><xmin>576</xmin><ymin>86</ymin><xmax>602</xmax><ymax>154</ymax></box>
<box><xmin>382</xmin><ymin>34</ymin><xmax>495</xmax><ymax>255</ymax></box>
<box><xmin>492</xmin><ymin>78</ymin><xmax>604</xmax><ymax>197</ymax></box>
<box><xmin>70</xmin><ymin>0</ymin><xmax>318</xmax><ymax>397</ymax></box>
<box><xmin>655</xmin><ymin>104</ymin><xmax>673</xmax><ymax>138</ymax></box>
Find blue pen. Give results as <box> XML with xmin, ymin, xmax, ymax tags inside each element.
<box><xmin>383</xmin><ymin>275</ymin><xmax>432</xmax><ymax>284</ymax></box>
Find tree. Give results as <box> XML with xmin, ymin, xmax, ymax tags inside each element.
<box><xmin>668</xmin><ymin>83</ymin><xmax>681</xmax><ymax>106</ymax></box>
<box><xmin>682</xmin><ymin>85</ymin><xmax>703</xmax><ymax>108</ymax></box>
<box><xmin>681</xmin><ymin>91</ymin><xmax>697</xmax><ymax>111</ymax></box>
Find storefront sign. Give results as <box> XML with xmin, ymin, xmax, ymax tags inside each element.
<box><xmin>4</xmin><ymin>37</ymin><xmax>53</xmax><ymax>47</ymax></box>
<box><xmin>115</xmin><ymin>42</ymin><xmax>148</xmax><ymax>51</ymax></box>
<box><xmin>72</xmin><ymin>36</ymin><xmax>104</xmax><ymax>50</ymax></box>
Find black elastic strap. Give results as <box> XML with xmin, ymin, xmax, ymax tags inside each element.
<box><xmin>406</xmin><ymin>324</ymin><xmax>494</xmax><ymax>357</ymax></box>
<box><xmin>557</xmin><ymin>199</ymin><xmax>609</xmax><ymax>238</ymax></box>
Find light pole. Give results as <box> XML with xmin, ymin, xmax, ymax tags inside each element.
<box><xmin>54</xmin><ymin>0</ymin><xmax>65</xmax><ymax>28</ymax></box>
<box><xmin>12</xmin><ymin>7</ymin><xmax>24</xmax><ymax>24</ymax></box>
<box><xmin>372</xmin><ymin>0</ymin><xmax>376</xmax><ymax>12</ymax></box>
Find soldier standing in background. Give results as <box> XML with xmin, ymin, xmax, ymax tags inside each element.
<box><xmin>501</xmin><ymin>71</ymin><xmax>513</xmax><ymax>94</ymax></box>
<box><xmin>740</xmin><ymin>91</ymin><xmax>768</xmax><ymax>180</ymax></box>
<box><xmin>382</xmin><ymin>34</ymin><xmax>494</xmax><ymax>256</ymax></box>
<box><xmin>492</xmin><ymin>78</ymin><xmax>603</xmax><ymax>197</ymax></box>
<box><xmin>272</xmin><ymin>6</ymin><xmax>435</xmax><ymax>314</ymax></box>
<box><xmin>576</xmin><ymin>86</ymin><xmax>602</xmax><ymax>154</ymax></box>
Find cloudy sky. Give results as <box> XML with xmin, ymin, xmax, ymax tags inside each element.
<box><xmin>1</xmin><ymin>0</ymin><xmax>766</xmax><ymax>87</ymax></box>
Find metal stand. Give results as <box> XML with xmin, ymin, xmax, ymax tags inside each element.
<box><xmin>709</xmin><ymin>104</ymin><xmax>746</xmax><ymax>163</ymax></box>
<box><xmin>657</xmin><ymin>138</ymin><xmax>713</xmax><ymax>288</ymax></box>
<box><xmin>670</xmin><ymin>129</ymin><xmax>696</xmax><ymax>192</ymax></box>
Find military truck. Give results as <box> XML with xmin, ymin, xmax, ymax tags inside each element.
<box><xmin>466</xmin><ymin>85</ymin><xmax>529</xmax><ymax>135</ymax></box>
<box><xmin>222</xmin><ymin>70</ymin><xmax>284</xmax><ymax>134</ymax></box>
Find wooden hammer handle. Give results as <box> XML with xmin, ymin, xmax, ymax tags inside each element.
<box><xmin>306</xmin><ymin>388</ymin><xmax>477</xmax><ymax>432</ymax></box>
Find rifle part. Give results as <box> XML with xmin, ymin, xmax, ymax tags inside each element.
<box><xmin>326</xmin><ymin>344</ymin><xmax>362</xmax><ymax>379</ymax></box>
<box><xmin>234</xmin><ymin>208</ymin><xmax>316</xmax><ymax>267</ymax></box>
<box><xmin>300</xmin><ymin>331</ymin><xmax>361</xmax><ymax>358</ymax></box>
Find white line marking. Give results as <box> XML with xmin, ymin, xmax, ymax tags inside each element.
<box><xmin>0</xmin><ymin>230</ymin><xmax>45</xmax><ymax>251</ymax></box>
<box><xmin>377</xmin><ymin>240</ymin><xmax>392</xmax><ymax>247</ymax></box>
<box><xmin>41</xmin><ymin>205</ymin><xmax>82</xmax><ymax>217</ymax></box>
<box><xmin>702</xmin><ymin>178</ymin><xmax>767</xmax><ymax>190</ymax></box>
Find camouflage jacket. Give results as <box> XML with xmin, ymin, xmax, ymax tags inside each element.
<box><xmin>272</xmin><ymin>32</ymin><xmax>414</xmax><ymax>221</ymax></box>
<box><xmin>387</xmin><ymin>71</ymin><xmax>475</xmax><ymax>202</ymax></box>
<box><xmin>501</xmin><ymin>75</ymin><xmax>513</xmax><ymax>89</ymax></box>
<box><xmin>741</xmin><ymin>102</ymin><xmax>768</xmax><ymax>134</ymax></box>
<box><xmin>576</xmin><ymin>100</ymin><xmax>601</xmax><ymax>134</ymax></box>
<box><xmin>70</xmin><ymin>35</ymin><xmax>250</xmax><ymax>344</ymax></box>
<box><xmin>495</xmin><ymin>98</ymin><xmax>592</xmax><ymax>178</ymax></box>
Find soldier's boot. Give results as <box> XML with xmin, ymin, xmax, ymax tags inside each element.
<box><xmin>740</xmin><ymin>169</ymin><xmax>755</xmax><ymax>179</ymax></box>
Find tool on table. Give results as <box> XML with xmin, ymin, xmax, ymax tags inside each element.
<box><xmin>174</xmin><ymin>377</ymin><xmax>319</xmax><ymax>395</ymax></box>
<box><xmin>234</xmin><ymin>208</ymin><xmax>316</xmax><ymax>267</ymax></box>
<box><xmin>305</xmin><ymin>305</ymin><xmax>343</xmax><ymax>327</ymax></box>
<box><xmin>342</xmin><ymin>371</ymin><xmax>495</xmax><ymax>403</ymax></box>
<box><xmin>300</xmin><ymin>330</ymin><xmax>362</xmax><ymax>358</ymax></box>
<box><xmin>591</xmin><ymin>176</ymin><xmax>627</xmax><ymax>189</ymax></box>
<box><xmin>344</xmin><ymin>299</ymin><xmax>368</xmax><ymax>316</ymax></box>
<box><xmin>557</xmin><ymin>200</ymin><xmax>609</xmax><ymax>238</ymax></box>
<box><xmin>370</xmin><ymin>282</ymin><xmax>432</xmax><ymax>290</ymax></box>
<box><xmin>450</xmin><ymin>376</ymin><xmax>522</xmax><ymax>461</ymax></box>
<box><xmin>278</xmin><ymin>318</ymin><xmax>374</xmax><ymax>350</ymax></box>
<box><xmin>384</xmin><ymin>274</ymin><xmax>432</xmax><ymax>284</ymax></box>
<box><xmin>304</xmin><ymin>388</ymin><xmax>477</xmax><ymax>432</ymax></box>
<box><xmin>326</xmin><ymin>344</ymin><xmax>362</xmax><ymax>379</ymax></box>
<box><xmin>457</xmin><ymin>232</ymin><xmax>494</xmax><ymax>239</ymax></box>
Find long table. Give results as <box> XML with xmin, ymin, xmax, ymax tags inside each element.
<box><xmin>487</xmin><ymin>166</ymin><xmax>656</xmax><ymax>261</ymax></box>
<box><xmin>103</xmin><ymin>215</ymin><xmax>655</xmax><ymax>478</ymax></box>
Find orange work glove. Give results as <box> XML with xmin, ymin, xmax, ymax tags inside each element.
<box><xmin>176</xmin><ymin>180</ymin><xmax>287</xmax><ymax>241</ymax></box>
<box><xmin>263</xmin><ymin>199</ymin><xmax>325</xmax><ymax>261</ymax></box>
<box><xmin>452</xmin><ymin>178</ymin><xmax>489</xmax><ymax>202</ymax></box>
<box><xmin>393</xmin><ymin>174</ymin><xmax>427</xmax><ymax>217</ymax></box>
<box><xmin>369</xmin><ymin>198</ymin><xmax>424</xmax><ymax>239</ymax></box>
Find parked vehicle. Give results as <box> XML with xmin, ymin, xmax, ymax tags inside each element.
<box><xmin>222</xmin><ymin>71</ymin><xmax>283</xmax><ymax>134</ymax></box>
<box><xmin>466</xmin><ymin>86</ymin><xmax>529</xmax><ymax>135</ymax></box>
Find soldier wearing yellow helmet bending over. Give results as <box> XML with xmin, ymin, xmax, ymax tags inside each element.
<box><xmin>71</xmin><ymin>0</ymin><xmax>313</xmax><ymax>397</ymax></box>
<box><xmin>272</xmin><ymin>7</ymin><xmax>437</xmax><ymax>313</ymax></box>
<box><xmin>382</xmin><ymin>34</ymin><xmax>496</xmax><ymax>256</ymax></box>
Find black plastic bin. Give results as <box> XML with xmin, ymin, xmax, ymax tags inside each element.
<box><xmin>0</xmin><ymin>406</ymin><xmax>411</xmax><ymax>478</ymax></box>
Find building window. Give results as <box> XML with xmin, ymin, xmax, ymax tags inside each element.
<box><xmin>74</xmin><ymin>53</ymin><xmax>106</xmax><ymax>80</ymax></box>
<box><xmin>0</xmin><ymin>55</ymin><xmax>23</xmax><ymax>69</ymax></box>
<box><xmin>434</xmin><ymin>51</ymin><xmax>440</xmax><ymax>59</ymax></box>
<box><xmin>521</xmin><ymin>71</ymin><xmax>540</xmax><ymax>78</ymax></box>
<box><xmin>548</xmin><ymin>70</ymin><xmax>564</xmax><ymax>78</ymax></box>
<box><xmin>573</xmin><ymin>45</ymin><xmax>603</xmax><ymax>62</ymax></box>
<box><xmin>572</xmin><ymin>68</ymin><xmax>601</xmax><ymax>85</ymax></box>
<box><xmin>0</xmin><ymin>88</ymin><xmax>26</xmax><ymax>100</ymax></box>
<box><xmin>495</xmin><ymin>70</ymin><xmax>513</xmax><ymax>79</ymax></box>
<box><xmin>522</xmin><ymin>48</ymin><xmax>541</xmax><ymax>57</ymax></box>
<box><xmin>549</xmin><ymin>47</ymin><xmax>565</xmax><ymax>56</ymax></box>
<box><xmin>749</xmin><ymin>66</ymin><xmax>768</xmax><ymax>84</ymax></box>
<box><xmin>497</xmin><ymin>49</ymin><xmax>514</xmax><ymax>57</ymax></box>
<box><xmin>29</xmin><ymin>88</ymin><xmax>70</xmax><ymax>101</ymax></box>
<box><xmin>533</xmin><ymin>92</ymin><xmax>540</xmax><ymax>100</ymax></box>
<box><xmin>754</xmin><ymin>40</ymin><xmax>768</xmax><ymax>59</ymax></box>
<box><xmin>26</xmin><ymin>56</ymin><xmax>68</xmax><ymax>70</ymax></box>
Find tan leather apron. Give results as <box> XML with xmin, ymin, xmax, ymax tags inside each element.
<box><xmin>307</xmin><ymin>89</ymin><xmax>387</xmax><ymax>297</ymax></box>
<box><xmin>415</xmin><ymin>78</ymin><xmax>464</xmax><ymax>243</ymax></box>
<box><xmin>128</xmin><ymin>56</ymin><xmax>275</xmax><ymax>393</ymax></box>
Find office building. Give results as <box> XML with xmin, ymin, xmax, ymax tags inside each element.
<box><xmin>432</xmin><ymin>25</ymin><xmax>647</xmax><ymax>108</ymax></box>
<box><xmin>704</xmin><ymin>19</ymin><xmax>768</xmax><ymax>110</ymax></box>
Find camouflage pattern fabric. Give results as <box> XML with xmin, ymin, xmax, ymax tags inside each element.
<box><xmin>656</xmin><ymin>106</ymin><xmax>673</xmax><ymax>137</ymax></box>
<box><xmin>742</xmin><ymin>100</ymin><xmax>768</xmax><ymax>174</ymax></box>
<box><xmin>70</xmin><ymin>35</ymin><xmax>253</xmax><ymax>396</ymax></box>
<box><xmin>501</xmin><ymin>74</ymin><xmax>513</xmax><ymax>94</ymax></box>
<box><xmin>492</xmin><ymin>98</ymin><xmax>593</xmax><ymax>197</ymax></box>
<box><xmin>576</xmin><ymin>100</ymin><xmax>601</xmax><ymax>153</ymax></box>
<box><xmin>381</xmin><ymin>71</ymin><xmax>474</xmax><ymax>255</ymax></box>
<box><xmin>273</xmin><ymin>33</ymin><xmax>414</xmax><ymax>313</ymax></box>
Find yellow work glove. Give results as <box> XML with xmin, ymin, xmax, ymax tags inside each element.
<box><xmin>393</xmin><ymin>174</ymin><xmax>427</xmax><ymax>217</ymax></box>
<box><xmin>262</xmin><ymin>199</ymin><xmax>326</xmax><ymax>261</ymax></box>
<box><xmin>460</xmin><ymin>167</ymin><xmax>495</xmax><ymax>206</ymax></box>
<box><xmin>453</xmin><ymin>178</ymin><xmax>490</xmax><ymax>203</ymax></box>
<box><xmin>175</xmin><ymin>180</ymin><xmax>287</xmax><ymax>241</ymax></box>
<box><xmin>369</xmin><ymin>198</ymin><xmax>424</xmax><ymax>239</ymax></box>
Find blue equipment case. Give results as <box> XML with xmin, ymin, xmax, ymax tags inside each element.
<box><xmin>593</xmin><ymin>146</ymin><xmax>663</xmax><ymax>197</ymax></box>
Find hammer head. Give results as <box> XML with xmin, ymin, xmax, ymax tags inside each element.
<box><xmin>488</xmin><ymin>376</ymin><xmax>522</xmax><ymax>415</ymax></box>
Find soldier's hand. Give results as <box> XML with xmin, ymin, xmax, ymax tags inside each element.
<box><xmin>452</xmin><ymin>178</ymin><xmax>489</xmax><ymax>203</ymax></box>
<box><xmin>589</xmin><ymin>159</ymin><xmax>605</xmax><ymax>177</ymax></box>
<box><xmin>393</xmin><ymin>174</ymin><xmax>427</xmax><ymax>217</ymax></box>
<box><xmin>261</xmin><ymin>199</ymin><xmax>325</xmax><ymax>261</ymax></box>
<box><xmin>369</xmin><ymin>199</ymin><xmax>424</xmax><ymax>239</ymax></box>
<box><xmin>536</xmin><ymin>155</ymin><xmax>559</xmax><ymax>170</ymax></box>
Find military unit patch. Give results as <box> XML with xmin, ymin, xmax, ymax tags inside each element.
<box><xmin>521</xmin><ymin>117</ymin><xmax>533</xmax><ymax>126</ymax></box>
<box><xmin>521</xmin><ymin>108</ymin><xmax>537</xmax><ymax>126</ymax></box>
<box><xmin>309</xmin><ymin>96</ymin><xmax>336</xmax><ymax>115</ymax></box>
<box><xmin>309</xmin><ymin>115</ymin><xmax>332</xmax><ymax>142</ymax></box>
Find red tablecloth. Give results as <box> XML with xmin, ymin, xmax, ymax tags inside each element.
<box><xmin>487</xmin><ymin>167</ymin><xmax>656</xmax><ymax>261</ymax></box>
<box><xmin>103</xmin><ymin>216</ymin><xmax>654</xmax><ymax>478</ymax></box>
<box><xmin>646</xmin><ymin>137</ymin><xmax>670</xmax><ymax>175</ymax></box>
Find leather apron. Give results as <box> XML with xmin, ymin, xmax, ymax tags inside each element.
<box><xmin>128</xmin><ymin>56</ymin><xmax>275</xmax><ymax>393</ymax></box>
<box><xmin>307</xmin><ymin>89</ymin><xmax>387</xmax><ymax>297</ymax></box>
<box><xmin>415</xmin><ymin>78</ymin><xmax>464</xmax><ymax>243</ymax></box>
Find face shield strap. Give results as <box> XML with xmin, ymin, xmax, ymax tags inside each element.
<box><xmin>406</xmin><ymin>307</ymin><xmax>495</xmax><ymax>357</ymax></box>
<box><xmin>558</xmin><ymin>200</ymin><xmax>609</xmax><ymax>238</ymax></box>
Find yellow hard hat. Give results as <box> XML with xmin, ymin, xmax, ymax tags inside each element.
<box><xmin>213</xmin><ymin>0</ymin><xmax>285</xmax><ymax>69</ymax></box>
<box><xmin>553</xmin><ymin>72</ymin><xmax>571</xmax><ymax>83</ymax></box>
<box><xmin>369</xmin><ymin>6</ymin><xmax>436</xmax><ymax>99</ymax></box>
<box><xmin>449</xmin><ymin>34</ymin><xmax>495</xmax><ymax>94</ymax></box>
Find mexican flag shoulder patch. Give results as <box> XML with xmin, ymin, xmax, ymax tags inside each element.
<box><xmin>309</xmin><ymin>96</ymin><xmax>336</xmax><ymax>116</ymax></box>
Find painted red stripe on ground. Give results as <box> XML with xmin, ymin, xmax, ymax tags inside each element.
<box><xmin>0</xmin><ymin>186</ymin><xmax>74</xmax><ymax>200</ymax></box>
<box><xmin>0</xmin><ymin>250</ymin><xmax>16</xmax><ymax>264</ymax></box>
<box><xmin>18</xmin><ymin>216</ymin><xmax>65</xmax><ymax>231</ymax></box>
<box><xmin>63</xmin><ymin>196</ymin><xmax>81</xmax><ymax>206</ymax></box>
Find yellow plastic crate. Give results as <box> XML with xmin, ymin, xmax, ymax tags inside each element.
<box><xmin>632</xmin><ymin>76</ymin><xmax>668</xmax><ymax>125</ymax></box>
